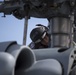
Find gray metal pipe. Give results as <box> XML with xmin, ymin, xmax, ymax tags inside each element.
<box><xmin>49</xmin><ymin>17</ymin><xmax>73</xmax><ymax>48</ymax></box>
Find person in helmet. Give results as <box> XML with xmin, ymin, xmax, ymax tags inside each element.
<box><xmin>29</xmin><ymin>24</ymin><xmax>50</xmax><ymax>49</ymax></box>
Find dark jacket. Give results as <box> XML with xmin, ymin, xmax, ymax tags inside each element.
<box><xmin>29</xmin><ymin>42</ymin><xmax>49</xmax><ymax>49</ymax></box>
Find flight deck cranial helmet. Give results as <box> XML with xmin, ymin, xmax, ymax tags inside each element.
<box><xmin>30</xmin><ymin>24</ymin><xmax>47</xmax><ymax>43</ymax></box>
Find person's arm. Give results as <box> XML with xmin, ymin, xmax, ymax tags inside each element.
<box><xmin>28</xmin><ymin>42</ymin><xmax>35</xmax><ymax>49</ymax></box>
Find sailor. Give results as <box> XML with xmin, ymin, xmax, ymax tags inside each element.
<box><xmin>29</xmin><ymin>24</ymin><xmax>50</xmax><ymax>49</ymax></box>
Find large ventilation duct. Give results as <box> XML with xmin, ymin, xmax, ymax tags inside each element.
<box><xmin>15</xmin><ymin>59</ymin><xmax>62</xmax><ymax>75</ymax></box>
<box><xmin>0</xmin><ymin>41</ymin><xmax>35</xmax><ymax>75</ymax></box>
<box><xmin>0</xmin><ymin>52</ymin><xmax>15</xmax><ymax>75</ymax></box>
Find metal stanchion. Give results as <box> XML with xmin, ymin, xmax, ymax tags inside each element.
<box><xmin>23</xmin><ymin>16</ymin><xmax>28</xmax><ymax>45</ymax></box>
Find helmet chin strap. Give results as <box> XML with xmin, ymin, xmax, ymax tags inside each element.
<box><xmin>35</xmin><ymin>32</ymin><xmax>46</xmax><ymax>43</ymax></box>
<box><xmin>42</xmin><ymin>32</ymin><xmax>46</xmax><ymax>39</ymax></box>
